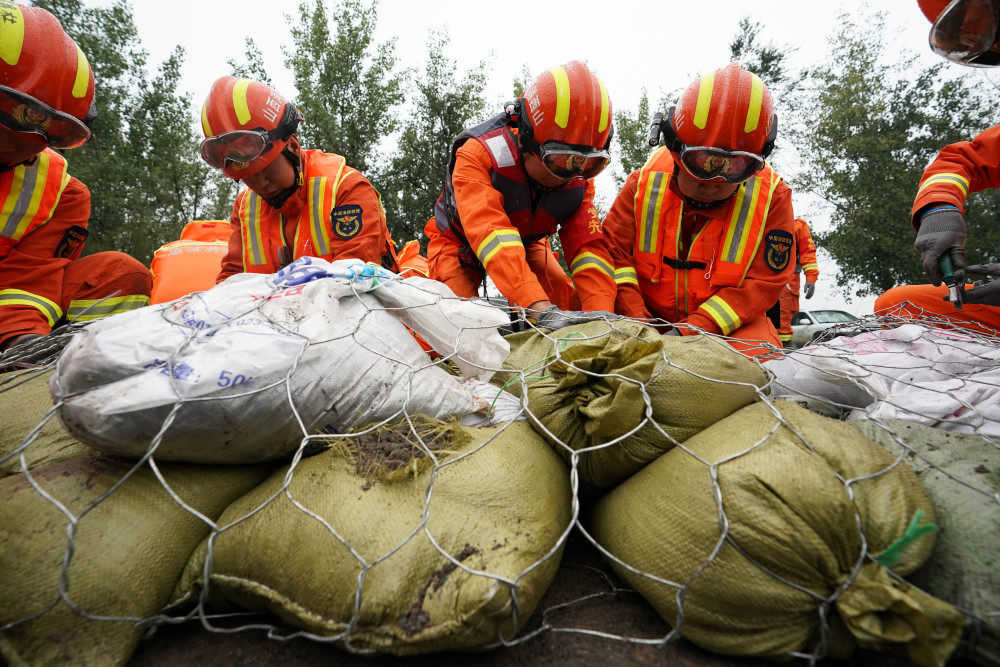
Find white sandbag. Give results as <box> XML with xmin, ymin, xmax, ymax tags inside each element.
<box><xmin>50</xmin><ymin>258</ymin><xmax>511</xmax><ymax>463</ymax></box>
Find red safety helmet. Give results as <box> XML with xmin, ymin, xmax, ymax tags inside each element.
<box><xmin>199</xmin><ymin>76</ymin><xmax>304</xmax><ymax>180</ymax></box>
<box><xmin>919</xmin><ymin>0</ymin><xmax>1000</xmax><ymax>66</ymax></box>
<box><xmin>510</xmin><ymin>60</ymin><xmax>613</xmax><ymax>180</ymax></box>
<box><xmin>0</xmin><ymin>3</ymin><xmax>96</xmax><ymax>149</ymax></box>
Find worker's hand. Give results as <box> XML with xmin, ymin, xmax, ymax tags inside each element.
<box><xmin>532</xmin><ymin>305</ymin><xmax>620</xmax><ymax>331</ymax></box>
<box><xmin>961</xmin><ymin>264</ymin><xmax>1000</xmax><ymax>306</ymax></box>
<box><xmin>914</xmin><ymin>206</ymin><xmax>966</xmax><ymax>285</ymax></box>
<box><xmin>0</xmin><ymin>333</ymin><xmax>47</xmax><ymax>370</ymax></box>
<box><xmin>663</xmin><ymin>327</ymin><xmax>682</xmax><ymax>336</ymax></box>
<box><xmin>804</xmin><ymin>281</ymin><xmax>816</xmax><ymax>299</ymax></box>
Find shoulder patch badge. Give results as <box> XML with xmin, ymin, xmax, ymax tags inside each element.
<box><xmin>331</xmin><ymin>205</ymin><xmax>363</xmax><ymax>240</ymax></box>
<box><xmin>55</xmin><ymin>225</ymin><xmax>88</xmax><ymax>259</ymax></box>
<box><xmin>764</xmin><ymin>229</ymin><xmax>794</xmax><ymax>273</ymax></box>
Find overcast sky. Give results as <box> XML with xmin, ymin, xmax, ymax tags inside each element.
<box><xmin>106</xmin><ymin>1</ymin><xmax>994</xmax><ymax>314</ymax></box>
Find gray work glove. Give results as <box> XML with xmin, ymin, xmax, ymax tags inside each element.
<box><xmin>0</xmin><ymin>333</ymin><xmax>46</xmax><ymax>370</ymax></box>
<box><xmin>804</xmin><ymin>281</ymin><xmax>816</xmax><ymax>299</ymax></box>
<box><xmin>962</xmin><ymin>264</ymin><xmax>1000</xmax><ymax>306</ymax></box>
<box><xmin>914</xmin><ymin>206</ymin><xmax>966</xmax><ymax>285</ymax></box>
<box><xmin>532</xmin><ymin>305</ymin><xmax>620</xmax><ymax>331</ymax></box>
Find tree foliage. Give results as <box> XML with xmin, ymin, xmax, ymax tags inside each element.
<box><xmin>610</xmin><ymin>88</ymin><xmax>653</xmax><ymax>190</ymax></box>
<box><xmin>795</xmin><ymin>10</ymin><xmax>1000</xmax><ymax>297</ymax></box>
<box><xmin>374</xmin><ymin>30</ymin><xmax>490</xmax><ymax>245</ymax></box>
<box><xmin>33</xmin><ymin>0</ymin><xmax>232</xmax><ymax>263</ymax></box>
<box><xmin>284</xmin><ymin>0</ymin><xmax>405</xmax><ymax>172</ymax></box>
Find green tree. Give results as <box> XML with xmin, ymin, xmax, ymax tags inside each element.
<box><xmin>284</xmin><ymin>0</ymin><xmax>405</xmax><ymax>172</ymax></box>
<box><xmin>796</xmin><ymin>10</ymin><xmax>1000</xmax><ymax>298</ymax></box>
<box><xmin>610</xmin><ymin>88</ymin><xmax>652</xmax><ymax>190</ymax></box>
<box><xmin>227</xmin><ymin>37</ymin><xmax>273</xmax><ymax>86</ymax></box>
<box><xmin>34</xmin><ymin>0</ymin><xmax>231</xmax><ymax>263</ymax></box>
<box><xmin>375</xmin><ymin>29</ymin><xmax>490</xmax><ymax>244</ymax></box>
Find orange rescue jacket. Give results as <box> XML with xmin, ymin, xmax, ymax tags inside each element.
<box><xmin>150</xmin><ymin>220</ymin><xmax>231</xmax><ymax>304</ymax></box>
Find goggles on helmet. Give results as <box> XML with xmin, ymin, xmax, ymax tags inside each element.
<box><xmin>535</xmin><ymin>141</ymin><xmax>611</xmax><ymax>180</ymax></box>
<box><xmin>199</xmin><ymin>105</ymin><xmax>304</xmax><ymax>171</ymax></box>
<box><xmin>0</xmin><ymin>84</ymin><xmax>92</xmax><ymax>149</ymax></box>
<box><xmin>676</xmin><ymin>145</ymin><xmax>765</xmax><ymax>184</ymax></box>
<box><xmin>930</xmin><ymin>0</ymin><xmax>1000</xmax><ymax>66</ymax></box>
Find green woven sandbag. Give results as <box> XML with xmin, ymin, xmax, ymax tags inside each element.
<box><xmin>0</xmin><ymin>369</ymin><xmax>95</xmax><ymax>477</ymax></box>
<box><xmin>592</xmin><ymin>400</ymin><xmax>965</xmax><ymax>667</ymax></box>
<box><xmin>0</xmin><ymin>456</ymin><xmax>270</xmax><ymax>667</ymax></box>
<box><xmin>852</xmin><ymin>418</ymin><xmax>1000</xmax><ymax>667</ymax></box>
<box><xmin>170</xmin><ymin>419</ymin><xmax>572</xmax><ymax>655</ymax></box>
<box><xmin>494</xmin><ymin>320</ymin><xmax>768</xmax><ymax>488</ymax></box>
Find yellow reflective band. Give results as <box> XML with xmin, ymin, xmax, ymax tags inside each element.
<box><xmin>0</xmin><ymin>2</ymin><xmax>24</xmax><ymax>66</ymax></box>
<box><xmin>309</xmin><ymin>175</ymin><xmax>331</xmax><ymax>256</ymax></box>
<box><xmin>232</xmin><ymin>79</ymin><xmax>253</xmax><ymax>126</ymax></box>
<box><xmin>744</xmin><ymin>73</ymin><xmax>764</xmax><ymax>133</ymax></box>
<box><xmin>0</xmin><ymin>288</ymin><xmax>62</xmax><ymax>327</ymax></box>
<box><xmin>476</xmin><ymin>229</ymin><xmax>523</xmax><ymax>266</ymax></box>
<box><xmin>917</xmin><ymin>173</ymin><xmax>970</xmax><ymax>197</ymax></box>
<box><xmin>201</xmin><ymin>102</ymin><xmax>213</xmax><ymax>137</ymax></box>
<box><xmin>73</xmin><ymin>45</ymin><xmax>90</xmax><ymax>99</ymax></box>
<box><xmin>694</xmin><ymin>71</ymin><xmax>715</xmax><ymax>129</ymax></box>
<box><xmin>67</xmin><ymin>295</ymin><xmax>149</xmax><ymax>322</ymax></box>
<box><xmin>245</xmin><ymin>192</ymin><xmax>266</xmax><ymax>265</ymax></box>
<box><xmin>614</xmin><ymin>267</ymin><xmax>638</xmax><ymax>286</ymax></box>
<box><xmin>548</xmin><ymin>66</ymin><xmax>571</xmax><ymax>129</ymax></box>
<box><xmin>801</xmin><ymin>262</ymin><xmax>819</xmax><ymax>272</ymax></box>
<box><xmin>569</xmin><ymin>252</ymin><xmax>614</xmax><ymax>278</ymax></box>
<box><xmin>597</xmin><ymin>75</ymin><xmax>609</xmax><ymax>133</ymax></box>
<box><xmin>778</xmin><ymin>333</ymin><xmax>793</xmax><ymax>342</ymax></box>
<box><xmin>700</xmin><ymin>295</ymin><xmax>741</xmax><ymax>335</ymax></box>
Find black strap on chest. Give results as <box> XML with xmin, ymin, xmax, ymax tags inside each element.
<box><xmin>663</xmin><ymin>256</ymin><xmax>707</xmax><ymax>271</ymax></box>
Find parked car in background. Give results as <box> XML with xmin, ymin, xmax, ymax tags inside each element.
<box><xmin>790</xmin><ymin>310</ymin><xmax>880</xmax><ymax>348</ymax></box>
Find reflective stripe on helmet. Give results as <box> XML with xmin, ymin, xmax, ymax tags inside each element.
<box><xmin>0</xmin><ymin>3</ymin><xmax>25</xmax><ymax>67</ymax></box>
<box><xmin>548</xmin><ymin>66</ymin><xmax>571</xmax><ymax>129</ymax></box>
<box><xmin>201</xmin><ymin>102</ymin><xmax>213</xmax><ymax>137</ymax></box>
<box><xmin>694</xmin><ymin>72</ymin><xmax>715</xmax><ymax>129</ymax></box>
<box><xmin>73</xmin><ymin>46</ymin><xmax>90</xmax><ymax>99</ymax></box>
<box><xmin>745</xmin><ymin>74</ymin><xmax>764</xmax><ymax>133</ymax></box>
<box><xmin>597</xmin><ymin>76</ymin><xmax>610</xmax><ymax>133</ymax></box>
<box><xmin>232</xmin><ymin>79</ymin><xmax>253</xmax><ymax>125</ymax></box>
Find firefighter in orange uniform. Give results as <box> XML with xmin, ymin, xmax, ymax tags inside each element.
<box><xmin>198</xmin><ymin>76</ymin><xmax>397</xmax><ymax>283</ymax></box>
<box><xmin>875</xmin><ymin>0</ymin><xmax>1000</xmax><ymax>333</ymax></box>
<box><xmin>773</xmin><ymin>217</ymin><xmax>819</xmax><ymax>347</ymax></box>
<box><xmin>604</xmin><ymin>63</ymin><xmax>795</xmax><ymax>357</ymax></box>
<box><xmin>149</xmin><ymin>220</ymin><xmax>230</xmax><ymax>304</ymax></box>
<box><xmin>424</xmin><ymin>60</ymin><xmax>618</xmax><ymax>330</ymax></box>
<box><xmin>0</xmin><ymin>3</ymin><xmax>151</xmax><ymax>363</ymax></box>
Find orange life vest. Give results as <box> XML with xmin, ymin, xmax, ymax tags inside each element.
<box><xmin>0</xmin><ymin>149</ymin><xmax>71</xmax><ymax>261</ymax></box>
<box><xmin>149</xmin><ymin>220</ymin><xmax>231</xmax><ymax>304</ymax></box>
<box><xmin>396</xmin><ymin>239</ymin><xmax>429</xmax><ymax>278</ymax></box>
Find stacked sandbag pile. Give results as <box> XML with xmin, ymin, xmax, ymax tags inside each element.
<box><xmin>591</xmin><ymin>400</ymin><xmax>965</xmax><ymax>667</ymax></box>
<box><xmin>852</xmin><ymin>418</ymin><xmax>1000</xmax><ymax>667</ymax></box>
<box><xmin>494</xmin><ymin>320</ymin><xmax>768</xmax><ymax>488</ymax></box>
<box><xmin>0</xmin><ymin>455</ymin><xmax>271</xmax><ymax>666</ymax></box>
<box><xmin>168</xmin><ymin>419</ymin><xmax>571</xmax><ymax>654</ymax></box>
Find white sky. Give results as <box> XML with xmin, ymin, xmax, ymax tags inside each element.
<box><xmin>110</xmin><ymin>1</ymin><xmax>982</xmax><ymax>314</ymax></box>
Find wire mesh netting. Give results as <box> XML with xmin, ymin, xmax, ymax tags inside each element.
<box><xmin>0</xmin><ymin>262</ymin><xmax>997</xmax><ymax>667</ymax></box>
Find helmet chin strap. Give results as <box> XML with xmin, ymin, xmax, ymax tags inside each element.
<box><xmin>262</xmin><ymin>147</ymin><xmax>303</xmax><ymax>209</ymax></box>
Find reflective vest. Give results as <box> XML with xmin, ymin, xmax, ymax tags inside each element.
<box><xmin>0</xmin><ymin>149</ymin><xmax>71</xmax><ymax>261</ymax></box>
<box><xmin>234</xmin><ymin>151</ymin><xmax>396</xmax><ymax>273</ymax></box>
<box><xmin>431</xmin><ymin>113</ymin><xmax>585</xmax><ymax>264</ymax></box>
<box><xmin>150</xmin><ymin>220</ymin><xmax>231</xmax><ymax>304</ymax></box>
<box><xmin>631</xmin><ymin>147</ymin><xmax>782</xmax><ymax>326</ymax></box>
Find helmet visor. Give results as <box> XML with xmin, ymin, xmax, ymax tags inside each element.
<box><xmin>930</xmin><ymin>0</ymin><xmax>1000</xmax><ymax>66</ymax></box>
<box><xmin>199</xmin><ymin>130</ymin><xmax>270</xmax><ymax>171</ymax></box>
<box><xmin>678</xmin><ymin>145</ymin><xmax>765</xmax><ymax>184</ymax></box>
<box><xmin>537</xmin><ymin>141</ymin><xmax>611</xmax><ymax>180</ymax></box>
<box><xmin>0</xmin><ymin>85</ymin><xmax>91</xmax><ymax>149</ymax></box>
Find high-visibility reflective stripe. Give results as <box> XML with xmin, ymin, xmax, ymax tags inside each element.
<box><xmin>244</xmin><ymin>192</ymin><xmax>266</xmax><ymax>266</ymax></box>
<box><xmin>700</xmin><ymin>295</ymin><xmax>741</xmax><ymax>335</ymax></box>
<box><xmin>801</xmin><ymin>262</ymin><xmax>819</xmax><ymax>272</ymax></box>
<box><xmin>0</xmin><ymin>288</ymin><xmax>61</xmax><ymax>326</ymax></box>
<box><xmin>917</xmin><ymin>173</ymin><xmax>970</xmax><ymax>197</ymax></box>
<box><xmin>201</xmin><ymin>102</ymin><xmax>213</xmax><ymax>137</ymax></box>
<box><xmin>549</xmin><ymin>66</ymin><xmax>571</xmax><ymax>129</ymax></box>
<box><xmin>73</xmin><ymin>45</ymin><xmax>90</xmax><ymax>99</ymax></box>
<box><xmin>232</xmin><ymin>79</ymin><xmax>252</xmax><ymax>126</ymax></box>
<box><xmin>309</xmin><ymin>176</ymin><xmax>330</xmax><ymax>256</ymax></box>
<box><xmin>156</xmin><ymin>240</ymin><xmax>227</xmax><ymax>253</ymax></box>
<box><xmin>778</xmin><ymin>333</ymin><xmax>793</xmax><ymax>342</ymax></box>
<box><xmin>721</xmin><ymin>176</ymin><xmax>762</xmax><ymax>264</ymax></box>
<box><xmin>67</xmin><ymin>294</ymin><xmax>149</xmax><ymax>322</ymax></box>
<box><xmin>614</xmin><ymin>267</ymin><xmax>638</xmax><ymax>286</ymax></box>
<box><xmin>569</xmin><ymin>252</ymin><xmax>614</xmax><ymax>278</ymax></box>
<box><xmin>0</xmin><ymin>152</ymin><xmax>65</xmax><ymax>241</ymax></box>
<box><xmin>638</xmin><ymin>171</ymin><xmax>668</xmax><ymax>254</ymax></box>
<box><xmin>597</xmin><ymin>76</ymin><xmax>610</xmax><ymax>133</ymax></box>
<box><xmin>476</xmin><ymin>230</ymin><xmax>523</xmax><ymax>266</ymax></box>
<box><xmin>0</xmin><ymin>2</ymin><xmax>24</xmax><ymax>66</ymax></box>
<box><xmin>694</xmin><ymin>72</ymin><xmax>715</xmax><ymax>129</ymax></box>
<box><xmin>744</xmin><ymin>73</ymin><xmax>764</xmax><ymax>133</ymax></box>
